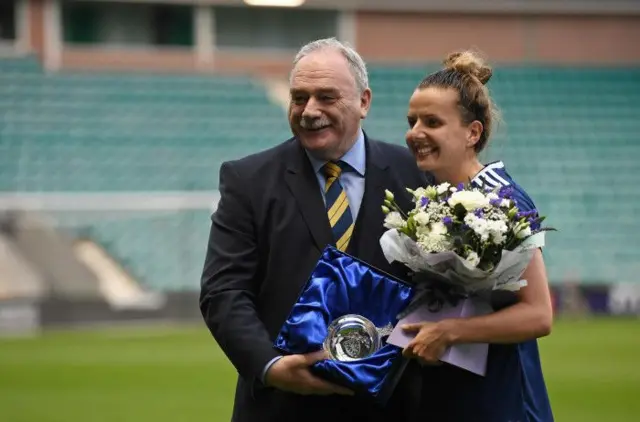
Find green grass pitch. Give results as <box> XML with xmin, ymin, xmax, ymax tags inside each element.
<box><xmin>0</xmin><ymin>318</ymin><xmax>637</xmax><ymax>421</ymax></box>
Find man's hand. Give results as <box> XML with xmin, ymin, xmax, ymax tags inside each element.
<box><xmin>265</xmin><ymin>350</ymin><xmax>354</xmax><ymax>396</ymax></box>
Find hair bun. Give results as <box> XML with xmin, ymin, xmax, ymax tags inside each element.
<box><xmin>443</xmin><ymin>51</ymin><xmax>492</xmax><ymax>84</ymax></box>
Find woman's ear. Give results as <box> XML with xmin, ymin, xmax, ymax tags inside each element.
<box><xmin>467</xmin><ymin>121</ymin><xmax>483</xmax><ymax>148</ymax></box>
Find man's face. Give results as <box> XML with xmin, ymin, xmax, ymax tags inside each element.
<box><xmin>288</xmin><ymin>49</ymin><xmax>371</xmax><ymax>161</ymax></box>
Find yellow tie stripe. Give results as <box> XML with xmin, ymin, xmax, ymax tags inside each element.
<box><xmin>336</xmin><ymin>223</ymin><xmax>354</xmax><ymax>251</ymax></box>
<box><xmin>323</xmin><ymin>161</ymin><xmax>354</xmax><ymax>252</ymax></box>
<box><xmin>328</xmin><ymin>191</ymin><xmax>348</xmax><ymax>225</ymax></box>
<box><xmin>324</xmin><ymin>162</ymin><xmax>341</xmax><ymax>192</ymax></box>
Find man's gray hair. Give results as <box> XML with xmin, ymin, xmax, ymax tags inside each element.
<box><xmin>291</xmin><ymin>37</ymin><xmax>369</xmax><ymax>94</ymax></box>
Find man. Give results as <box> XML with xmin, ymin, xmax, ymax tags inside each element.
<box><xmin>200</xmin><ymin>38</ymin><xmax>429</xmax><ymax>422</ymax></box>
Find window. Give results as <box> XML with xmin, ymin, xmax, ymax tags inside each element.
<box><xmin>214</xmin><ymin>6</ymin><xmax>338</xmax><ymax>50</ymax></box>
<box><xmin>0</xmin><ymin>1</ymin><xmax>16</xmax><ymax>41</ymax></box>
<box><xmin>62</xmin><ymin>1</ymin><xmax>193</xmax><ymax>47</ymax></box>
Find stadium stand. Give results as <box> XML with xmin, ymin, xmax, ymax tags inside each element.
<box><xmin>0</xmin><ymin>56</ymin><xmax>291</xmax><ymax>293</ymax></box>
<box><xmin>1</xmin><ymin>56</ymin><xmax>639</xmax><ymax>291</ymax></box>
<box><xmin>0</xmin><ymin>56</ymin><xmax>291</xmax><ymax>192</ymax></box>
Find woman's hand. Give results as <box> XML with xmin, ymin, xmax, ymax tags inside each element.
<box><xmin>401</xmin><ymin>321</ymin><xmax>454</xmax><ymax>365</ymax></box>
<box><xmin>400</xmin><ymin>249</ymin><xmax>553</xmax><ymax>366</ymax></box>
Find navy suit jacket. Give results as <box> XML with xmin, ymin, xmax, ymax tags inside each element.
<box><xmin>200</xmin><ymin>134</ymin><xmax>431</xmax><ymax>422</ymax></box>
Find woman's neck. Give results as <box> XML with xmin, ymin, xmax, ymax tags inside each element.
<box><xmin>433</xmin><ymin>158</ymin><xmax>484</xmax><ymax>187</ymax></box>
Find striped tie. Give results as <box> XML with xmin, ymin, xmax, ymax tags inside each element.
<box><xmin>323</xmin><ymin>161</ymin><xmax>354</xmax><ymax>252</ymax></box>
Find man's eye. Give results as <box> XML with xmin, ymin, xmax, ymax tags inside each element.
<box><xmin>292</xmin><ymin>96</ymin><xmax>307</xmax><ymax>104</ymax></box>
<box><xmin>407</xmin><ymin>117</ymin><xmax>417</xmax><ymax>128</ymax></box>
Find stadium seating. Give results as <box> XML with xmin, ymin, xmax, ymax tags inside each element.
<box><xmin>0</xmin><ymin>56</ymin><xmax>291</xmax><ymax>192</ymax></box>
<box><xmin>0</xmin><ymin>56</ymin><xmax>292</xmax><ymax>291</ymax></box>
<box><xmin>60</xmin><ymin>210</ymin><xmax>213</xmax><ymax>292</ymax></box>
<box><xmin>1</xmin><ymin>56</ymin><xmax>639</xmax><ymax>288</ymax></box>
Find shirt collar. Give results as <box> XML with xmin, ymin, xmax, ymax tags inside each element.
<box><xmin>306</xmin><ymin>128</ymin><xmax>366</xmax><ymax>177</ymax></box>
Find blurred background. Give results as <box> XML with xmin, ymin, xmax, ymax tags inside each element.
<box><xmin>0</xmin><ymin>0</ymin><xmax>638</xmax><ymax>420</ymax></box>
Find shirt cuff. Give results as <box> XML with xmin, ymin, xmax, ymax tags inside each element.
<box><xmin>260</xmin><ymin>355</ymin><xmax>283</xmax><ymax>385</ymax></box>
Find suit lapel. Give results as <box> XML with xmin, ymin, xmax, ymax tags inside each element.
<box><xmin>284</xmin><ymin>139</ymin><xmax>334</xmax><ymax>252</ymax></box>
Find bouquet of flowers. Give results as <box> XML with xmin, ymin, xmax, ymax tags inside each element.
<box><xmin>381</xmin><ymin>182</ymin><xmax>554</xmax><ymax>375</ymax></box>
<box><xmin>381</xmin><ymin>182</ymin><xmax>553</xmax><ymax>311</ymax></box>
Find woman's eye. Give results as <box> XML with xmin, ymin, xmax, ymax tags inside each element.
<box><xmin>427</xmin><ymin>118</ymin><xmax>441</xmax><ymax>128</ymax></box>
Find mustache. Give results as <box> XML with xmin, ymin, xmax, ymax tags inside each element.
<box><xmin>299</xmin><ymin>117</ymin><xmax>331</xmax><ymax>130</ymax></box>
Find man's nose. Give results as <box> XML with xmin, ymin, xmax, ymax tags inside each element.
<box><xmin>302</xmin><ymin>97</ymin><xmax>321</xmax><ymax>118</ymax></box>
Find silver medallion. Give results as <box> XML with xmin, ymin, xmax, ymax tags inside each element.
<box><xmin>323</xmin><ymin>314</ymin><xmax>394</xmax><ymax>362</ymax></box>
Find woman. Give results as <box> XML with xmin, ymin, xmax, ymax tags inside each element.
<box><xmin>400</xmin><ymin>50</ymin><xmax>555</xmax><ymax>421</ymax></box>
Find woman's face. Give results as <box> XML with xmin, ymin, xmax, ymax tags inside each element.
<box><xmin>405</xmin><ymin>87</ymin><xmax>481</xmax><ymax>173</ymax></box>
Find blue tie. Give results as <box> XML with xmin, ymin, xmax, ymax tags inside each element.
<box><xmin>323</xmin><ymin>161</ymin><xmax>354</xmax><ymax>252</ymax></box>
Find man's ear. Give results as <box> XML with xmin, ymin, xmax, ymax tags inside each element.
<box><xmin>360</xmin><ymin>88</ymin><xmax>372</xmax><ymax>119</ymax></box>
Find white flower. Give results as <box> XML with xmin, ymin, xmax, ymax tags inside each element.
<box><xmin>492</xmin><ymin>233</ymin><xmax>506</xmax><ymax>245</ymax></box>
<box><xmin>416</xmin><ymin>224</ymin><xmax>430</xmax><ymax>237</ymax></box>
<box><xmin>415</xmin><ymin>218</ymin><xmax>450</xmax><ymax>252</ymax></box>
<box><xmin>425</xmin><ymin>186</ymin><xmax>438</xmax><ymax>199</ymax></box>
<box><xmin>465</xmin><ymin>251</ymin><xmax>481</xmax><ymax>267</ymax></box>
<box><xmin>464</xmin><ymin>214</ymin><xmax>490</xmax><ymax>242</ymax></box>
<box><xmin>415</xmin><ymin>217</ymin><xmax>446</xmax><ymax>238</ymax></box>
<box><xmin>500</xmin><ymin>199</ymin><xmax>511</xmax><ymax>208</ymax></box>
<box><xmin>465</xmin><ymin>214</ymin><xmax>509</xmax><ymax>245</ymax></box>
<box><xmin>488</xmin><ymin>219</ymin><xmax>508</xmax><ymax>234</ymax></box>
<box><xmin>485</xmin><ymin>207</ymin><xmax>508</xmax><ymax>222</ymax></box>
<box><xmin>408</xmin><ymin>187</ymin><xmax>427</xmax><ymax>202</ymax></box>
<box><xmin>417</xmin><ymin>232</ymin><xmax>450</xmax><ymax>253</ymax></box>
<box><xmin>487</xmin><ymin>192</ymin><xmax>499</xmax><ymax>201</ymax></box>
<box><xmin>427</xmin><ymin>201</ymin><xmax>442</xmax><ymax>212</ymax></box>
<box><xmin>431</xmin><ymin>221</ymin><xmax>448</xmax><ymax>237</ymax></box>
<box><xmin>436</xmin><ymin>182</ymin><xmax>451</xmax><ymax>195</ymax></box>
<box><xmin>495</xmin><ymin>220</ymin><xmax>508</xmax><ymax>233</ymax></box>
<box><xmin>515</xmin><ymin>225</ymin><xmax>532</xmax><ymax>239</ymax></box>
<box><xmin>487</xmin><ymin>219</ymin><xmax>508</xmax><ymax>245</ymax></box>
<box><xmin>448</xmin><ymin>190</ymin><xmax>489</xmax><ymax>211</ymax></box>
<box><xmin>413</xmin><ymin>210</ymin><xmax>430</xmax><ymax>226</ymax></box>
<box><xmin>383</xmin><ymin>212</ymin><xmax>406</xmax><ymax>230</ymax></box>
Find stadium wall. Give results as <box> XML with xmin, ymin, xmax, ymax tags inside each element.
<box><xmin>355</xmin><ymin>13</ymin><xmax>640</xmax><ymax>64</ymax></box>
<box><xmin>12</xmin><ymin>0</ymin><xmax>640</xmax><ymax>76</ymax></box>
